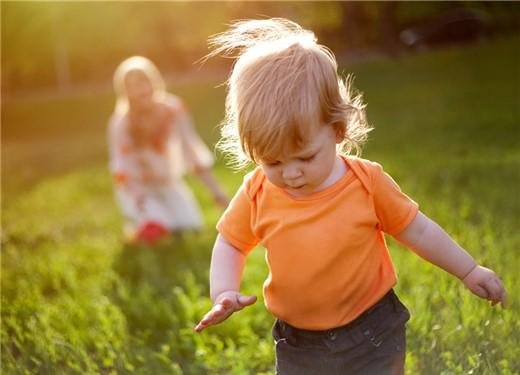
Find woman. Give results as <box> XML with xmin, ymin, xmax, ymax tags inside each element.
<box><xmin>108</xmin><ymin>56</ymin><xmax>228</xmax><ymax>243</ymax></box>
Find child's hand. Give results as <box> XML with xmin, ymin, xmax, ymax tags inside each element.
<box><xmin>462</xmin><ymin>265</ymin><xmax>508</xmax><ymax>308</ymax></box>
<box><xmin>194</xmin><ymin>291</ymin><xmax>257</xmax><ymax>333</ymax></box>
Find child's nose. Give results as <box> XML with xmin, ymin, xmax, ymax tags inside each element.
<box><xmin>282</xmin><ymin>164</ymin><xmax>303</xmax><ymax>180</ymax></box>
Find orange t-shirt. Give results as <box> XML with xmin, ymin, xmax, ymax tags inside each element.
<box><xmin>217</xmin><ymin>156</ymin><xmax>419</xmax><ymax>330</ymax></box>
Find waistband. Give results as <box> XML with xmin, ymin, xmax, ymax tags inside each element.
<box><xmin>277</xmin><ymin>289</ymin><xmax>398</xmax><ymax>338</ymax></box>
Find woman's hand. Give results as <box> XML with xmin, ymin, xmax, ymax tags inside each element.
<box><xmin>194</xmin><ymin>291</ymin><xmax>257</xmax><ymax>332</ymax></box>
<box><xmin>140</xmin><ymin>170</ymin><xmax>168</xmax><ymax>184</ymax></box>
<box><xmin>214</xmin><ymin>191</ymin><xmax>230</xmax><ymax>210</ymax></box>
<box><xmin>194</xmin><ymin>168</ymin><xmax>229</xmax><ymax>209</ymax></box>
<box><xmin>462</xmin><ymin>265</ymin><xmax>508</xmax><ymax>308</ymax></box>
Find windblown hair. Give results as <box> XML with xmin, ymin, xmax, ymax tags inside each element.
<box><xmin>207</xmin><ymin>18</ymin><xmax>371</xmax><ymax>169</ymax></box>
<box><xmin>112</xmin><ymin>56</ymin><xmax>166</xmax><ymax>115</ymax></box>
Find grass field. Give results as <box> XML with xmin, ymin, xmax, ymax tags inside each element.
<box><xmin>2</xmin><ymin>36</ymin><xmax>519</xmax><ymax>374</ymax></box>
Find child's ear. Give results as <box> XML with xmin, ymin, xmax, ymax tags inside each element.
<box><xmin>334</xmin><ymin>124</ymin><xmax>346</xmax><ymax>144</ymax></box>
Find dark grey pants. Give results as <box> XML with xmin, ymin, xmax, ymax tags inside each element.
<box><xmin>272</xmin><ymin>290</ymin><xmax>410</xmax><ymax>375</ymax></box>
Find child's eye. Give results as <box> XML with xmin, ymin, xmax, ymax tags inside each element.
<box><xmin>265</xmin><ymin>161</ymin><xmax>281</xmax><ymax>167</ymax></box>
<box><xmin>300</xmin><ymin>155</ymin><xmax>316</xmax><ymax>162</ymax></box>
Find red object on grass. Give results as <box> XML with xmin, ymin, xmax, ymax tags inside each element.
<box><xmin>136</xmin><ymin>221</ymin><xmax>170</xmax><ymax>244</ymax></box>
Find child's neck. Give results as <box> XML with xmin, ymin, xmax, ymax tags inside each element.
<box><xmin>317</xmin><ymin>155</ymin><xmax>348</xmax><ymax>191</ymax></box>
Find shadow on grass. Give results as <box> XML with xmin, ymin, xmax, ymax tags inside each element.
<box><xmin>109</xmin><ymin>231</ymin><xmax>213</xmax><ymax>343</ymax></box>
<box><xmin>114</xmin><ymin>235</ymin><xmax>200</xmax><ymax>290</ymax></box>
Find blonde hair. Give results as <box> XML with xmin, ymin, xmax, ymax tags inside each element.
<box><xmin>207</xmin><ymin>18</ymin><xmax>371</xmax><ymax>169</ymax></box>
<box><xmin>113</xmin><ymin>56</ymin><xmax>166</xmax><ymax>115</ymax></box>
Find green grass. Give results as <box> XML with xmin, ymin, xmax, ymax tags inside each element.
<box><xmin>2</xmin><ymin>36</ymin><xmax>520</xmax><ymax>374</ymax></box>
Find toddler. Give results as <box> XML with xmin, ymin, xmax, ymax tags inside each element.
<box><xmin>194</xmin><ymin>19</ymin><xmax>507</xmax><ymax>374</ymax></box>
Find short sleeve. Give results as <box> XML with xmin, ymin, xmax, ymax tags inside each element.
<box><xmin>371</xmin><ymin>163</ymin><xmax>419</xmax><ymax>235</ymax></box>
<box><xmin>216</xmin><ymin>183</ymin><xmax>260</xmax><ymax>255</ymax></box>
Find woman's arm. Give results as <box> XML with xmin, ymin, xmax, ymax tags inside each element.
<box><xmin>395</xmin><ymin>211</ymin><xmax>507</xmax><ymax>307</ymax></box>
<box><xmin>172</xmin><ymin>106</ymin><xmax>229</xmax><ymax>207</ymax></box>
<box><xmin>195</xmin><ymin>234</ymin><xmax>257</xmax><ymax>332</ymax></box>
<box><xmin>196</xmin><ymin>169</ymin><xmax>229</xmax><ymax>209</ymax></box>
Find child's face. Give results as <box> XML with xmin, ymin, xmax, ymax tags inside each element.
<box><xmin>125</xmin><ymin>70</ymin><xmax>154</xmax><ymax>111</ymax></box>
<box><xmin>260</xmin><ymin>125</ymin><xmax>341</xmax><ymax>197</ymax></box>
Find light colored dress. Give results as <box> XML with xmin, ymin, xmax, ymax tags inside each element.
<box><xmin>108</xmin><ymin>94</ymin><xmax>214</xmax><ymax>232</ymax></box>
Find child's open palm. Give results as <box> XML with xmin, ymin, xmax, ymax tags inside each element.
<box><xmin>195</xmin><ymin>291</ymin><xmax>257</xmax><ymax>332</ymax></box>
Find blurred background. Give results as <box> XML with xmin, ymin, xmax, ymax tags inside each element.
<box><xmin>3</xmin><ymin>1</ymin><xmax>520</xmax><ymax>191</ymax></box>
<box><xmin>2</xmin><ymin>1</ymin><xmax>519</xmax><ymax>191</ymax></box>
<box><xmin>2</xmin><ymin>2</ymin><xmax>520</xmax><ymax>375</ymax></box>
<box><xmin>3</xmin><ymin>2</ymin><xmax>519</xmax><ymax>93</ymax></box>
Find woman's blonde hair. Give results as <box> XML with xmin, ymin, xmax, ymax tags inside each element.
<box><xmin>207</xmin><ymin>18</ymin><xmax>371</xmax><ymax>169</ymax></box>
<box><xmin>113</xmin><ymin>56</ymin><xmax>166</xmax><ymax>114</ymax></box>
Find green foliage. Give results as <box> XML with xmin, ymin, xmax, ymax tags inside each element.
<box><xmin>3</xmin><ymin>1</ymin><xmax>518</xmax><ymax>92</ymax></box>
<box><xmin>2</xmin><ymin>38</ymin><xmax>519</xmax><ymax>374</ymax></box>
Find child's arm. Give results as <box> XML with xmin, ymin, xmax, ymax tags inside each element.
<box><xmin>395</xmin><ymin>211</ymin><xmax>507</xmax><ymax>308</ymax></box>
<box><xmin>195</xmin><ymin>234</ymin><xmax>257</xmax><ymax>332</ymax></box>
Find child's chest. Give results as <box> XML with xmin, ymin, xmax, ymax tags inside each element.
<box><xmin>252</xmin><ymin>183</ymin><xmax>380</xmax><ymax>259</ymax></box>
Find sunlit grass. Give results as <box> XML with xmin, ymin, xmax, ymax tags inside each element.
<box><xmin>2</xmin><ymin>37</ymin><xmax>519</xmax><ymax>374</ymax></box>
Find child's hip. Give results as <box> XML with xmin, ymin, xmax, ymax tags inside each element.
<box><xmin>272</xmin><ymin>289</ymin><xmax>410</xmax><ymax>375</ymax></box>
